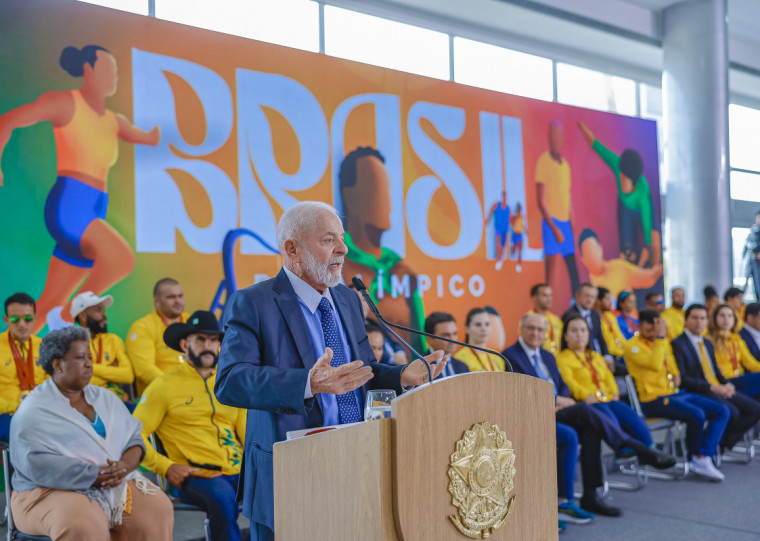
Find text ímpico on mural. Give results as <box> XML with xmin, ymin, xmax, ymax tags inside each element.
<box><xmin>0</xmin><ymin>0</ymin><xmax>663</xmax><ymax>348</ymax></box>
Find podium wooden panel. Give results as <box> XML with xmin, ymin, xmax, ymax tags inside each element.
<box><xmin>274</xmin><ymin>372</ymin><xmax>557</xmax><ymax>540</ymax></box>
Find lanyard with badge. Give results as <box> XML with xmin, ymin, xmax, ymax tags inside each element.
<box><xmin>575</xmin><ymin>350</ymin><xmax>610</xmax><ymax>402</ymax></box>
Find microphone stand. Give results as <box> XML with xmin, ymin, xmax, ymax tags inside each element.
<box><xmin>351</xmin><ymin>277</ymin><xmax>432</xmax><ymax>384</ymax></box>
<box><xmin>352</xmin><ymin>276</ymin><xmax>513</xmax><ymax>373</ymax></box>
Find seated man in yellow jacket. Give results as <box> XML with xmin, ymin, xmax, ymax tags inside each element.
<box><xmin>127</xmin><ymin>278</ymin><xmax>190</xmax><ymax>395</ymax></box>
<box><xmin>134</xmin><ymin>310</ymin><xmax>245</xmax><ymax>541</ymax></box>
<box><xmin>70</xmin><ymin>291</ymin><xmax>135</xmax><ymax>408</ymax></box>
<box><xmin>624</xmin><ymin>309</ymin><xmax>729</xmax><ymax>481</ymax></box>
<box><xmin>0</xmin><ymin>293</ymin><xmax>47</xmax><ymax>440</ymax></box>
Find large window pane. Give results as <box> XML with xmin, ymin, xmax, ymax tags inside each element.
<box><xmin>731</xmin><ymin>170</ymin><xmax>760</xmax><ymax>202</ymax></box>
<box><xmin>557</xmin><ymin>63</ymin><xmax>636</xmax><ymax>116</ymax></box>
<box><xmin>452</xmin><ymin>38</ymin><xmax>553</xmax><ymax>101</ymax></box>
<box><xmin>77</xmin><ymin>0</ymin><xmax>148</xmax><ymax>15</ymax></box>
<box><xmin>730</xmin><ymin>104</ymin><xmax>760</xmax><ymax>172</ymax></box>
<box><xmin>324</xmin><ymin>7</ymin><xmax>449</xmax><ymax>80</ymax></box>
<box><xmin>157</xmin><ymin>0</ymin><xmax>319</xmax><ymax>52</ymax></box>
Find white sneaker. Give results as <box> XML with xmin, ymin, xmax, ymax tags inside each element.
<box><xmin>689</xmin><ymin>456</ymin><xmax>724</xmax><ymax>481</ymax></box>
<box><xmin>46</xmin><ymin>306</ymin><xmax>73</xmax><ymax>332</ymax></box>
<box><xmin>516</xmin><ymin>263</ymin><xmax>522</xmax><ymax>273</ymax></box>
<box><xmin>495</xmin><ymin>260</ymin><xmax>503</xmax><ymax>270</ymax></box>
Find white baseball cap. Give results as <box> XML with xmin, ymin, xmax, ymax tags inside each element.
<box><xmin>70</xmin><ymin>291</ymin><xmax>114</xmax><ymax>319</ymax></box>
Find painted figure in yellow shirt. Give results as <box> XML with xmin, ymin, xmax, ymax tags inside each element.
<box><xmin>535</xmin><ymin>121</ymin><xmax>580</xmax><ymax>298</ymax></box>
<box><xmin>557</xmin><ymin>313</ymin><xmax>673</xmax><ymax>463</ymax></box>
<box><xmin>127</xmin><ymin>278</ymin><xmax>189</xmax><ymax>395</ymax></box>
<box><xmin>510</xmin><ymin>202</ymin><xmax>525</xmax><ymax>272</ymax></box>
<box><xmin>578</xmin><ymin>229</ymin><xmax>662</xmax><ymax>299</ymax></box>
<box><xmin>519</xmin><ymin>284</ymin><xmax>563</xmax><ymax>355</ymax></box>
<box><xmin>455</xmin><ymin>308</ymin><xmax>505</xmax><ymax>372</ymax></box>
<box><xmin>624</xmin><ymin>310</ymin><xmax>729</xmax><ymax>480</ymax></box>
<box><xmin>594</xmin><ymin>287</ymin><xmax>626</xmax><ymax>358</ymax></box>
<box><xmin>0</xmin><ymin>293</ymin><xmax>48</xmax><ymax>440</ymax></box>
<box><xmin>70</xmin><ymin>291</ymin><xmax>134</xmax><ymax>405</ymax></box>
<box><xmin>660</xmin><ymin>287</ymin><xmax>686</xmax><ymax>339</ymax></box>
<box><xmin>0</xmin><ymin>46</ymin><xmax>160</xmax><ymax>333</ymax></box>
<box><xmin>134</xmin><ymin>311</ymin><xmax>245</xmax><ymax>541</ymax></box>
<box><xmin>709</xmin><ymin>304</ymin><xmax>760</xmax><ymax>399</ymax></box>
<box><xmin>724</xmin><ymin>287</ymin><xmax>746</xmax><ymax>332</ymax></box>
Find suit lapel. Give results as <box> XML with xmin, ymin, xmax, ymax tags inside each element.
<box><xmin>273</xmin><ymin>270</ymin><xmax>316</xmax><ymax>370</ymax></box>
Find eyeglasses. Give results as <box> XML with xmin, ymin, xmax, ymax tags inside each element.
<box><xmin>8</xmin><ymin>315</ymin><xmax>34</xmax><ymax>324</ymax></box>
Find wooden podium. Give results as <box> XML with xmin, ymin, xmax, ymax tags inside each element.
<box><xmin>273</xmin><ymin>372</ymin><xmax>557</xmax><ymax>540</ymax></box>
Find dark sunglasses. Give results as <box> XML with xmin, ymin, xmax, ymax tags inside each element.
<box><xmin>8</xmin><ymin>315</ymin><xmax>34</xmax><ymax>324</ymax></box>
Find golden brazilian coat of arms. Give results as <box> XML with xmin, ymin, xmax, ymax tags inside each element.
<box><xmin>448</xmin><ymin>421</ymin><xmax>516</xmax><ymax>538</ymax></box>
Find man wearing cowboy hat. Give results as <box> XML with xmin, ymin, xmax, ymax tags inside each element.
<box><xmin>133</xmin><ymin>310</ymin><xmax>246</xmax><ymax>541</ymax></box>
<box><xmin>70</xmin><ymin>291</ymin><xmax>135</xmax><ymax>406</ymax></box>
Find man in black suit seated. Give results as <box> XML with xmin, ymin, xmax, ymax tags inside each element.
<box><xmin>504</xmin><ymin>313</ymin><xmax>674</xmax><ymax>520</ymax></box>
<box><xmin>671</xmin><ymin>303</ymin><xmax>760</xmax><ymax>452</ymax></box>
<box><xmin>564</xmin><ymin>283</ymin><xmax>618</xmax><ymax>373</ymax></box>
<box><xmin>739</xmin><ymin>303</ymin><xmax>760</xmax><ymax>361</ymax></box>
<box><xmin>424</xmin><ymin>312</ymin><xmax>469</xmax><ymax>378</ymax></box>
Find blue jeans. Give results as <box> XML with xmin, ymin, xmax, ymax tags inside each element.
<box><xmin>556</xmin><ymin>423</ymin><xmax>579</xmax><ymax>500</ymax></box>
<box><xmin>180</xmin><ymin>474</ymin><xmax>244</xmax><ymax>541</ymax></box>
<box><xmin>641</xmin><ymin>392</ymin><xmax>731</xmax><ymax>457</ymax></box>
<box><xmin>0</xmin><ymin>413</ymin><xmax>11</xmax><ymax>442</ymax></box>
<box><xmin>593</xmin><ymin>400</ymin><xmax>653</xmax><ymax>446</ymax></box>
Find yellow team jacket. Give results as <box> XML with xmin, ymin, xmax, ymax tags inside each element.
<box><xmin>556</xmin><ymin>348</ymin><xmax>618</xmax><ymax>402</ymax></box>
<box><xmin>455</xmin><ymin>347</ymin><xmax>506</xmax><ymax>372</ymax></box>
<box><xmin>623</xmin><ymin>335</ymin><xmax>680</xmax><ymax>403</ymax></box>
<box><xmin>735</xmin><ymin>306</ymin><xmax>745</xmax><ymax>332</ymax></box>
<box><xmin>712</xmin><ymin>332</ymin><xmax>760</xmax><ymax>379</ymax></box>
<box><xmin>0</xmin><ymin>330</ymin><xmax>47</xmax><ymax>414</ymax></box>
<box><xmin>519</xmin><ymin>310</ymin><xmax>563</xmax><ymax>354</ymax></box>
<box><xmin>660</xmin><ymin>307</ymin><xmax>685</xmax><ymax>340</ymax></box>
<box><xmin>127</xmin><ymin>310</ymin><xmax>189</xmax><ymax>394</ymax></box>
<box><xmin>600</xmin><ymin>310</ymin><xmax>626</xmax><ymax>357</ymax></box>
<box><xmin>89</xmin><ymin>332</ymin><xmax>134</xmax><ymax>399</ymax></box>
<box><xmin>133</xmin><ymin>361</ymin><xmax>246</xmax><ymax>477</ymax></box>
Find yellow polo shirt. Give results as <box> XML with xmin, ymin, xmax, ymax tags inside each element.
<box><xmin>127</xmin><ymin>310</ymin><xmax>189</xmax><ymax>395</ymax></box>
<box><xmin>454</xmin><ymin>347</ymin><xmax>505</xmax><ymax>372</ymax></box>
<box><xmin>556</xmin><ymin>348</ymin><xmax>618</xmax><ymax>402</ymax></box>
<box><xmin>134</xmin><ymin>361</ymin><xmax>246</xmax><ymax>477</ymax></box>
<box><xmin>0</xmin><ymin>330</ymin><xmax>47</xmax><ymax>415</ymax></box>
<box><xmin>89</xmin><ymin>332</ymin><xmax>134</xmax><ymax>399</ymax></box>
<box><xmin>713</xmin><ymin>333</ymin><xmax>760</xmax><ymax>379</ymax></box>
<box><xmin>623</xmin><ymin>335</ymin><xmax>679</xmax><ymax>403</ymax></box>
<box><xmin>600</xmin><ymin>310</ymin><xmax>626</xmax><ymax>357</ymax></box>
<box><xmin>535</xmin><ymin>151</ymin><xmax>571</xmax><ymax>222</ymax></box>
<box><xmin>661</xmin><ymin>307</ymin><xmax>685</xmax><ymax>340</ymax></box>
<box><xmin>519</xmin><ymin>310</ymin><xmax>563</xmax><ymax>355</ymax></box>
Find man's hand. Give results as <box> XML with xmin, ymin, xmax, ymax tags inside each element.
<box><xmin>166</xmin><ymin>464</ymin><xmax>200</xmax><ymax>489</ymax></box>
<box><xmin>710</xmin><ymin>383</ymin><xmax>735</xmax><ymax>399</ymax></box>
<box><xmin>603</xmin><ymin>355</ymin><xmax>616</xmax><ymax>373</ymax></box>
<box><xmin>555</xmin><ymin>396</ymin><xmax>576</xmax><ymax>411</ymax></box>
<box><xmin>654</xmin><ymin>318</ymin><xmax>668</xmax><ymax>338</ymax></box>
<box><xmin>399</xmin><ymin>350</ymin><xmax>446</xmax><ymax>388</ymax></box>
<box><xmin>584</xmin><ymin>394</ymin><xmax>598</xmax><ymax>404</ymax></box>
<box><xmin>674</xmin><ymin>374</ymin><xmax>682</xmax><ymax>387</ymax></box>
<box><xmin>551</xmin><ymin>224</ymin><xmax>564</xmax><ymax>244</ymax></box>
<box><xmin>391</xmin><ymin>351</ymin><xmax>407</xmax><ymax>366</ymax></box>
<box><xmin>310</xmin><ymin>347</ymin><xmax>374</xmax><ymax>395</ymax></box>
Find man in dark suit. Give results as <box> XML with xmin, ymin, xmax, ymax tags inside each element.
<box><xmin>504</xmin><ymin>313</ymin><xmax>672</xmax><ymax>520</ymax></box>
<box><xmin>671</xmin><ymin>303</ymin><xmax>760</xmax><ymax>452</ymax></box>
<box><xmin>564</xmin><ymin>283</ymin><xmax>615</xmax><ymax>372</ymax></box>
<box><xmin>215</xmin><ymin>201</ymin><xmax>446</xmax><ymax>540</ymax></box>
<box><xmin>424</xmin><ymin>312</ymin><xmax>469</xmax><ymax>378</ymax></box>
<box><xmin>739</xmin><ymin>303</ymin><xmax>760</xmax><ymax>361</ymax></box>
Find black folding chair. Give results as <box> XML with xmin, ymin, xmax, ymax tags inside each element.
<box><xmin>2</xmin><ymin>449</ymin><xmax>52</xmax><ymax>541</ymax></box>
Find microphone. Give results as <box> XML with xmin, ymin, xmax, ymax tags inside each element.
<box><xmin>351</xmin><ymin>277</ymin><xmax>432</xmax><ymax>384</ymax></box>
<box><xmin>352</xmin><ymin>276</ymin><xmax>513</xmax><ymax>373</ymax></box>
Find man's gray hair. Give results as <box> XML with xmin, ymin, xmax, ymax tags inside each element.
<box><xmin>521</xmin><ymin>312</ymin><xmax>548</xmax><ymax>330</ymax></box>
<box><xmin>39</xmin><ymin>326</ymin><xmax>90</xmax><ymax>376</ymax></box>
<box><xmin>276</xmin><ymin>201</ymin><xmax>340</xmax><ymax>252</ymax></box>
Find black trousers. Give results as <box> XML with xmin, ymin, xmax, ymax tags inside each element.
<box><xmin>708</xmin><ymin>391</ymin><xmax>760</xmax><ymax>450</ymax></box>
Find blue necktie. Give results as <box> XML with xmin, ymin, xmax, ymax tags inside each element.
<box><xmin>317</xmin><ymin>297</ymin><xmax>362</xmax><ymax>423</ymax></box>
<box><xmin>532</xmin><ymin>352</ymin><xmax>558</xmax><ymax>395</ymax></box>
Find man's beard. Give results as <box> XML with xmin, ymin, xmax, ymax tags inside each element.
<box><xmin>673</xmin><ymin>301</ymin><xmax>684</xmax><ymax>309</ymax></box>
<box><xmin>187</xmin><ymin>347</ymin><xmax>218</xmax><ymax>368</ymax></box>
<box><xmin>86</xmin><ymin>316</ymin><xmax>107</xmax><ymax>336</ymax></box>
<box><xmin>302</xmin><ymin>249</ymin><xmax>343</xmax><ymax>288</ymax></box>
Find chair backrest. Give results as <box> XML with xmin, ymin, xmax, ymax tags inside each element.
<box><xmin>3</xmin><ymin>448</ymin><xmax>15</xmax><ymax>533</ymax></box>
<box><xmin>625</xmin><ymin>375</ymin><xmax>644</xmax><ymax>416</ymax></box>
<box><xmin>147</xmin><ymin>434</ymin><xmax>168</xmax><ymax>493</ymax></box>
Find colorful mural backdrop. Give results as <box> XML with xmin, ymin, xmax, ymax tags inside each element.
<box><xmin>0</xmin><ymin>0</ymin><xmax>663</xmax><ymax>349</ymax></box>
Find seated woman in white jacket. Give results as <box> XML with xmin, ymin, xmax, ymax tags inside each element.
<box><xmin>9</xmin><ymin>326</ymin><xmax>174</xmax><ymax>541</ymax></box>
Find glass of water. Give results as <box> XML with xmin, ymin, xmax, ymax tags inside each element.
<box><xmin>364</xmin><ymin>389</ymin><xmax>396</xmax><ymax>421</ymax></box>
